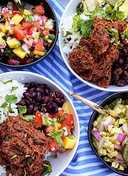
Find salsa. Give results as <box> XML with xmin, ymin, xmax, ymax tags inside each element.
<box><xmin>0</xmin><ymin>1</ymin><xmax>56</xmax><ymax>65</ymax></box>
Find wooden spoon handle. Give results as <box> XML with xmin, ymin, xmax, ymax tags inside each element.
<box><xmin>70</xmin><ymin>92</ymin><xmax>106</xmax><ymax>114</ymax></box>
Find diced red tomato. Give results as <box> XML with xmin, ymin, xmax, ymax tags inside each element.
<box><xmin>13</xmin><ymin>28</ymin><xmax>25</xmax><ymax>41</ymax></box>
<box><xmin>35</xmin><ymin>5</ymin><xmax>45</xmax><ymax>15</ymax></box>
<box><xmin>35</xmin><ymin>41</ymin><xmax>44</xmax><ymax>51</ymax></box>
<box><xmin>34</xmin><ymin>111</ymin><xmax>42</xmax><ymax>128</ymax></box>
<box><xmin>13</xmin><ymin>11</ymin><xmax>21</xmax><ymax>15</ymax></box>
<box><xmin>22</xmin><ymin>22</ymin><xmax>32</xmax><ymax>30</ymax></box>
<box><xmin>43</xmin><ymin>30</ymin><xmax>49</xmax><ymax>36</ymax></box>
<box><xmin>57</xmin><ymin>109</ymin><xmax>64</xmax><ymax>117</ymax></box>
<box><xmin>62</xmin><ymin>114</ymin><xmax>74</xmax><ymax>129</ymax></box>
<box><xmin>48</xmin><ymin>139</ymin><xmax>58</xmax><ymax>152</ymax></box>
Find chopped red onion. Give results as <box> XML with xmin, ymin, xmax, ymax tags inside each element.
<box><xmin>92</xmin><ymin>129</ymin><xmax>101</xmax><ymax>141</ymax></box>
<box><xmin>0</xmin><ymin>44</ymin><xmax>6</xmax><ymax>49</ymax></box>
<box><xmin>117</xmin><ymin>133</ymin><xmax>126</xmax><ymax>143</ymax></box>
<box><xmin>114</xmin><ymin>144</ymin><xmax>121</xmax><ymax>150</ymax></box>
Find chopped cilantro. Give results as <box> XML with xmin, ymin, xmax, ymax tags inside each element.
<box><xmin>18</xmin><ymin>105</ymin><xmax>27</xmax><ymax>115</ymax></box>
<box><xmin>5</xmin><ymin>94</ymin><xmax>17</xmax><ymax>104</ymax></box>
<box><xmin>48</xmin><ymin>130</ymin><xmax>64</xmax><ymax>146</ymax></box>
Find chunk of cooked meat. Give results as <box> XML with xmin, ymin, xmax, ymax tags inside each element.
<box><xmin>68</xmin><ymin>17</ymin><xmax>127</xmax><ymax>87</ymax></box>
<box><xmin>90</xmin><ymin>28</ymin><xmax>110</xmax><ymax>55</ymax></box>
<box><xmin>0</xmin><ymin>116</ymin><xmax>49</xmax><ymax>176</ymax></box>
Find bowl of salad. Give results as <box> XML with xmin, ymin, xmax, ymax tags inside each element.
<box><xmin>0</xmin><ymin>71</ymin><xmax>80</xmax><ymax>176</ymax></box>
<box><xmin>59</xmin><ymin>0</ymin><xmax>128</xmax><ymax>92</ymax></box>
<box><xmin>88</xmin><ymin>92</ymin><xmax>128</xmax><ymax>175</ymax></box>
<box><xmin>0</xmin><ymin>0</ymin><xmax>58</xmax><ymax>67</ymax></box>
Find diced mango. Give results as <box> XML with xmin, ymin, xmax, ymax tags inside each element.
<box><xmin>33</xmin><ymin>50</ymin><xmax>45</xmax><ymax>56</ymax></box>
<box><xmin>55</xmin><ymin>123</ymin><xmax>61</xmax><ymax>131</ymax></box>
<box><xmin>13</xmin><ymin>47</ymin><xmax>26</xmax><ymax>59</ymax></box>
<box><xmin>63</xmin><ymin>135</ymin><xmax>77</xmax><ymax>149</ymax></box>
<box><xmin>23</xmin><ymin>9</ymin><xmax>32</xmax><ymax>16</ymax></box>
<box><xmin>12</xmin><ymin>14</ymin><xmax>23</xmax><ymax>25</ymax></box>
<box><xmin>7</xmin><ymin>38</ymin><xmax>21</xmax><ymax>48</ymax></box>
<box><xmin>0</xmin><ymin>21</ymin><xmax>10</xmax><ymax>33</ymax></box>
<box><xmin>62</xmin><ymin>101</ymin><xmax>73</xmax><ymax>113</ymax></box>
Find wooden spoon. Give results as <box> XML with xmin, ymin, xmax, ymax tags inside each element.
<box><xmin>69</xmin><ymin>92</ymin><xmax>117</xmax><ymax>118</ymax></box>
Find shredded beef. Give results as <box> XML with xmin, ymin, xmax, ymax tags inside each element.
<box><xmin>0</xmin><ymin>116</ymin><xmax>48</xmax><ymax>176</ymax></box>
<box><xmin>69</xmin><ymin>17</ymin><xmax>128</xmax><ymax>87</ymax></box>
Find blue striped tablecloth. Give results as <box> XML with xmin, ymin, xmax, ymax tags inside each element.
<box><xmin>0</xmin><ymin>1</ymin><xmax>119</xmax><ymax>176</ymax></box>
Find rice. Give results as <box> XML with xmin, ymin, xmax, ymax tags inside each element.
<box><xmin>0</xmin><ymin>165</ymin><xmax>6</xmax><ymax>176</ymax></box>
<box><xmin>0</xmin><ymin>80</ymin><xmax>26</xmax><ymax>124</ymax></box>
<box><xmin>62</xmin><ymin>15</ymin><xmax>81</xmax><ymax>55</ymax></box>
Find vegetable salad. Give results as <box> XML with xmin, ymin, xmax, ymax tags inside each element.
<box><xmin>92</xmin><ymin>98</ymin><xmax>128</xmax><ymax>171</ymax></box>
<box><xmin>0</xmin><ymin>1</ymin><xmax>55</xmax><ymax>65</ymax></box>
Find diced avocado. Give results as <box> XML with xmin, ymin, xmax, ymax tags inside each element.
<box><xmin>7</xmin><ymin>38</ymin><xmax>21</xmax><ymax>48</ymax></box>
<box><xmin>13</xmin><ymin>47</ymin><xmax>26</xmax><ymax>59</ymax></box>
<box><xmin>33</xmin><ymin>50</ymin><xmax>45</xmax><ymax>56</ymax></box>
<box><xmin>12</xmin><ymin>14</ymin><xmax>23</xmax><ymax>25</ymax></box>
<box><xmin>62</xmin><ymin>101</ymin><xmax>73</xmax><ymax>113</ymax></box>
<box><xmin>63</xmin><ymin>135</ymin><xmax>77</xmax><ymax>149</ymax></box>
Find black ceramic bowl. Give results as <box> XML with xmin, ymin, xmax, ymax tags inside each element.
<box><xmin>88</xmin><ymin>92</ymin><xmax>128</xmax><ymax>176</ymax></box>
<box><xmin>0</xmin><ymin>0</ymin><xmax>58</xmax><ymax>68</ymax></box>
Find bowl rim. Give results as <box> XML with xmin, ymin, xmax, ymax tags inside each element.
<box><xmin>0</xmin><ymin>0</ymin><xmax>58</xmax><ymax>68</ymax></box>
<box><xmin>0</xmin><ymin>71</ymin><xmax>80</xmax><ymax>176</ymax></box>
<box><xmin>58</xmin><ymin>0</ymin><xmax>128</xmax><ymax>92</ymax></box>
<box><xmin>88</xmin><ymin>92</ymin><xmax>128</xmax><ymax>176</ymax></box>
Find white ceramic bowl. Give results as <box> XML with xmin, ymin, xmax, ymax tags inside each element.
<box><xmin>59</xmin><ymin>0</ymin><xmax>128</xmax><ymax>92</ymax></box>
<box><xmin>0</xmin><ymin>71</ymin><xmax>80</xmax><ymax>176</ymax></box>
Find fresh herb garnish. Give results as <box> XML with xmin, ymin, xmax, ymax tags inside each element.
<box><xmin>72</xmin><ymin>15</ymin><xmax>93</xmax><ymax>38</ymax></box>
<box><xmin>18</xmin><ymin>105</ymin><xmax>27</xmax><ymax>115</ymax></box>
<box><xmin>1</xmin><ymin>102</ymin><xmax>8</xmax><ymax>108</ymax></box>
<box><xmin>73</xmin><ymin>0</ymin><xmax>127</xmax><ymax>38</ymax></box>
<box><xmin>48</xmin><ymin>34</ymin><xmax>55</xmax><ymax>41</ymax></box>
<box><xmin>11</xmin><ymin>86</ymin><xmax>18</xmax><ymax>92</ymax></box>
<box><xmin>122</xmin><ymin>27</ymin><xmax>128</xmax><ymax>39</ymax></box>
<box><xmin>107</xmin><ymin>28</ymin><xmax>120</xmax><ymax>45</ymax></box>
<box><xmin>3</xmin><ymin>80</ymin><xmax>12</xmax><ymax>84</ymax></box>
<box><xmin>23</xmin><ymin>115</ymin><xmax>34</xmax><ymax>121</ymax></box>
<box><xmin>43</xmin><ymin>161</ymin><xmax>52</xmax><ymax>176</ymax></box>
<box><xmin>48</xmin><ymin>130</ymin><xmax>64</xmax><ymax>146</ymax></box>
<box><xmin>43</xmin><ymin>116</ymin><xmax>56</xmax><ymax>126</ymax></box>
<box><xmin>5</xmin><ymin>94</ymin><xmax>17</xmax><ymax>104</ymax></box>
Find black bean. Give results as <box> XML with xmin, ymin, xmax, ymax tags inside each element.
<box><xmin>17</xmin><ymin>83</ymin><xmax>65</xmax><ymax>115</ymax></box>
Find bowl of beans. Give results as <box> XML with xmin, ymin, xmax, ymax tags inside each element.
<box><xmin>0</xmin><ymin>0</ymin><xmax>58</xmax><ymax>67</ymax></box>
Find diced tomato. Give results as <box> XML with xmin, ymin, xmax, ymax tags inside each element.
<box><xmin>43</xmin><ymin>30</ymin><xmax>49</xmax><ymax>36</ymax></box>
<box><xmin>46</xmin><ymin>126</ymin><xmax>54</xmax><ymax>133</ymax></box>
<box><xmin>35</xmin><ymin>41</ymin><xmax>44</xmax><ymax>51</ymax></box>
<box><xmin>27</xmin><ymin>28</ymin><xmax>33</xmax><ymax>35</ymax></box>
<box><xmin>33</xmin><ymin>21</ymin><xmax>40</xmax><ymax>30</ymax></box>
<box><xmin>34</xmin><ymin>111</ymin><xmax>42</xmax><ymax>128</ymax></box>
<box><xmin>62</xmin><ymin>114</ymin><xmax>74</xmax><ymax>129</ymax></box>
<box><xmin>13</xmin><ymin>28</ymin><xmax>25</xmax><ymax>40</ymax></box>
<box><xmin>35</xmin><ymin>5</ymin><xmax>45</xmax><ymax>15</ymax></box>
<box><xmin>57</xmin><ymin>109</ymin><xmax>64</xmax><ymax>117</ymax></box>
<box><xmin>13</xmin><ymin>11</ymin><xmax>21</xmax><ymax>15</ymax></box>
<box><xmin>48</xmin><ymin>139</ymin><xmax>58</xmax><ymax>152</ymax></box>
<box><xmin>22</xmin><ymin>22</ymin><xmax>32</xmax><ymax>30</ymax></box>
